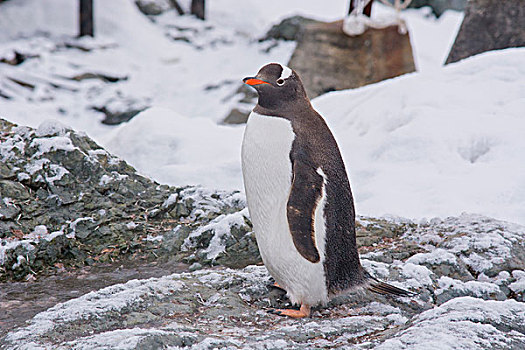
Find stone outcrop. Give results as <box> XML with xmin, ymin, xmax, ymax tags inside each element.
<box><xmin>446</xmin><ymin>0</ymin><xmax>525</xmax><ymax>64</ymax></box>
<box><xmin>259</xmin><ymin>15</ymin><xmax>318</xmax><ymax>42</ymax></box>
<box><xmin>0</xmin><ymin>118</ymin><xmax>251</xmax><ymax>281</ymax></box>
<box><xmin>289</xmin><ymin>20</ymin><xmax>415</xmax><ymax>99</ymax></box>
<box><xmin>135</xmin><ymin>0</ymin><xmax>172</xmax><ymax>16</ymax></box>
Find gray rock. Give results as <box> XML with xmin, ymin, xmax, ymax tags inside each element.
<box><xmin>0</xmin><ymin>180</ymin><xmax>29</xmax><ymax>200</ymax></box>
<box><xmin>93</xmin><ymin>105</ymin><xmax>148</xmax><ymax>125</ymax></box>
<box><xmin>2</xmin><ymin>117</ymin><xmax>525</xmax><ymax>349</ymax></box>
<box><xmin>222</xmin><ymin>107</ymin><xmax>251</xmax><ymax>125</ymax></box>
<box><xmin>289</xmin><ymin>21</ymin><xmax>416</xmax><ymax>99</ymax></box>
<box><xmin>0</xmin><ymin>118</ymin><xmax>248</xmax><ymax>281</ymax></box>
<box><xmin>0</xmin><ymin>202</ymin><xmax>20</xmax><ymax>221</ymax></box>
<box><xmin>446</xmin><ymin>0</ymin><xmax>525</xmax><ymax>64</ymax></box>
<box><xmin>259</xmin><ymin>15</ymin><xmax>319</xmax><ymax>42</ymax></box>
<box><xmin>376</xmin><ymin>296</ymin><xmax>525</xmax><ymax>349</ymax></box>
<box><xmin>215</xmin><ymin>231</ymin><xmax>261</xmax><ymax>268</ymax></box>
<box><xmin>135</xmin><ymin>0</ymin><xmax>171</xmax><ymax>16</ymax></box>
<box><xmin>409</xmin><ymin>0</ymin><xmax>466</xmax><ymax>17</ymax></box>
<box><xmin>221</xmin><ymin>84</ymin><xmax>258</xmax><ymax>124</ymax></box>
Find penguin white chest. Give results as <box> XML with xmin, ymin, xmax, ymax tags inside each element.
<box><xmin>241</xmin><ymin>112</ymin><xmax>328</xmax><ymax>306</ymax></box>
<box><xmin>241</xmin><ymin>112</ymin><xmax>295</xmax><ymax>220</ymax></box>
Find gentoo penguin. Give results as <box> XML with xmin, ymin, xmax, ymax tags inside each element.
<box><xmin>241</xmin><ymin>63</ymin><xmax>412</xmax><ymax>318</ymax></box>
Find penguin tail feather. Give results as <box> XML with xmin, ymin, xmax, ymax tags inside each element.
<box><xmin>367</xmin><ymin>277</ymin><xmax>415</xmax><ymax>297</ymax></box>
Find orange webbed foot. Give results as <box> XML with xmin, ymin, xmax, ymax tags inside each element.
<box><xmin>272</xmin><ymin>282</ymin><xmax>285</xmax><ymax>290</ymax></box>
<box><xmin>268</xmin><ymin>304</ymin><xmax>311</xmax><ymax>318</ymax></box>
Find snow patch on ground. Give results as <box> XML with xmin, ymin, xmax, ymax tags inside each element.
<box><xmin>406</xmin><ymin>249</ymin><xmax>458</xmax><ymax>266</ymax></box>
<box><xmin>509</xmin><ymin>271</ymin><xmax>525</xmax><ymax>294</ymax></box>
<box><xmin>376</xmin><ymin>297</ymin><xmax>525</xmax><ymax>350</ymax></box>
<box><xmin>405</xmin><ymin>214</ymin><xmax>524</xmax><ymax>275</ymax></box>
<box><xmin>436</xmin><ymin>276</ymin><xmax>503</xmax><ymax>299</ymax></box>
<box><xmin>182</xmin><ymin>207</ymin><xmax>250</xmax><ymax>259</ymax></box>
<box><xmin>5</xmin><ymin>275</ymin><xmax>185</xmax><ymax>344</ymax></box>
<box><xmin>104</xmin><ymin>107</ymin><xmax>245</xmax><ymax>190</ymax></box>
<box><xmin>30</xmin><ymin>136</ymin><xmax>76</xmax><ymax>158</ymax></box>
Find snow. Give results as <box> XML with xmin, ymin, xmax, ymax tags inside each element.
<box><xmin>126</xmin><ymin>222</ymin><xmax>137</xmax><ymax>230</ymax></box>
<box><xmin>0</xmin><ymin>133</ymin><xmax>26</xmax><ymax>161</ymax></box>
<box><xmin>313</xmin><ymin>48</ymin><xmax>525</xmax><ymax>224</ymax></box>
<box><xmin>0</xmin><ymin>225</ymin><xmax>65</xmax><ymax>266</ymax></box>
<box><xmin>161</xmin><ymin>193</ymin><xmax>179</xmax><ymax>209</ymax></box>
<box><xmin>34</xmin><ymin>119</ymin><xmax>68</xmax><ymax>137</ymax></box>
<box><xmin>98</xmin><ymin>172</ymin><xmax>128</xmax><ymax>186</ymax></box>
<box><xmin>44</xmin><ymin>230</ymin><xmax>65</xmax><ymax>242</ymax></box>
<box><xmin>343</xmin><ymin>10</ymin><xmax>404</xmax><ymax>37</ymax></box>
<box><xmin>66</xmin><ymin>328</ymin><xmax>173</xmax><ymax>350</ymax></box>
<box><xmin>25</xmin><ymin>158</ymin><xmax>50</xmax><ymax>174</ymax></box>
<box><xmin>404</xmin><ymin>214</ymin><xmax>524</xmax><ymax>280</ymax></box>
<box><xmin>30</xmin><ymin>136</ymin><xmax>77</xmax><ymax>158</ymax></box>
<box><xmin>403</xmin><ymin>7</ymin><xmax>463</xmax><ymax>71</ymax></box>
<box><xmin>182</xmin><ymin>207</ymin><xmax>250</xmax><ymax>259</ymax></box>
<box><xmin>45</xmin><ymin>164</ymin><xmax>70</xmax><ymax>184</ymax></box>
<box><xmin>68</xmin><ymin>217</ymin><xmax>95</xmax><ymax>238</ymax></box>
<box><xmin>400</xmin><ymin>263</ymin><xmax>434</xmax><ymax>288</ymax></box>
<box><xmin>0</xmin><ymin>240</ymin><xmax>35</xmax><ymax>265</ymax></box>
<box><xmin>104</xmin><ymin>107</ymin><xmax>245</xmax><ymax>190</ymax></box>
<box><xmin>406</xmin><ymin>249</ymin><xmax>458</xmax><ymax>266</ymax></box>
<box><xmin>361</xmin><ymin>259</ymin><xmax>391</xmax><ymax>279</ymax></box>
<box><xmin>509</xmin><ymin>270</ymin><xmax>525</xmax><ymax>294</ymax></box>
<box><xmin>143</xmin><ymin>234</ymin><xmax>163</xmax><ymax>242</ymax></box>
<box><xmin>376</xmin><ymin>297</ymin><xmax>525</xmax><ymax>350</ymax></box>
<box><xmin>5</xmin><ymin>275</ymin><xmax>185</xmax><ymax>344</ymax></box>
<box><xmin>436</xmin><ymin>276</ymin><xmax>502</xmax><ymax>298</ymax></box>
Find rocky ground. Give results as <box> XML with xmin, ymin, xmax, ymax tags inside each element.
<box><xmin>0</xmin><ymin>117</ymin><xmax>253</xmax><ymax>282</ymax></box>
<box><xmin>2</xmin><ymin>218</ymin><xmax>525</xmax><ymax>349</ymax></box>
<box><xmin>1</xmin><ymin>118</ymin><xmax>524</xmax><ymax>349</ymax></box>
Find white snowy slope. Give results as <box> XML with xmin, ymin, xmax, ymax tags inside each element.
<box><xmin>313</xmin><ymin>48</ymin><xmax>525</xmax><ymax>225</ymax></box>
<box><xmin>106</xmin><ymin>48</ymin><xmax>525</xmax><ymax>225</ymax></box>
<box><xmin>104</xmin><ymin>107</ymin><xmax>246</xmax><ymax>189</ymax></box>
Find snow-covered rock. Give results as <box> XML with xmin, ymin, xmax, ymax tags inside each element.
<box><xmin>0</xmin><ymin>118</ymin><xmax>249</xmax><ymax>281</ymax></box>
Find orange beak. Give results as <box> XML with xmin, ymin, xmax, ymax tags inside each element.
<box><xmin>243</xmin><ymin>77</ymin><xmax>270</xmax><ymax>86</ymax></box>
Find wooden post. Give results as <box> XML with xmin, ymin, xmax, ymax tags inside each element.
<box><xmin>191</xmin><ymin>0</ymin><xmax>205</xmax><ymax>20</ymax></box>
<box><xmin>79</xmin><ymin>0</ymin><xmax>94</xmax><ymax>37</ymax></box>
<box><xmin>348</xmin><ymin>0</ymin><xmax>373</xmax><ymax>16</ymax></box>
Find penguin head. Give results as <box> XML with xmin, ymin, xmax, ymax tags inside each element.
<box><xmin>243</xmin><ymin>63</ymin><xmax>309</xmax><ymax>111</ymax></box>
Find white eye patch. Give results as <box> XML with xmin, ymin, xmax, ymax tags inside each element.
<box><xmin>279</xmin><ymin>64</ymin><xmax>292</xmax><ymax>81</ymax></box>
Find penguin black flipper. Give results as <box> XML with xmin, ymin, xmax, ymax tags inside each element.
<box><xmin>286</xmin><ymin>157</ymin><xmax>323</xmax><ymax>263</ymax></box>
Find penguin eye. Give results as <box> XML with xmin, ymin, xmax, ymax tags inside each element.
<box><xmin>276</xmin><ymin>78</ymin><xmax>285</xmax><ymax>86</ymax></box>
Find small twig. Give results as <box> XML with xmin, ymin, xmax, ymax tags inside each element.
<box><xmin>168</xmin><ymin>0</ymin><xmax>185</xmax><ymax>15</ymax></box>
